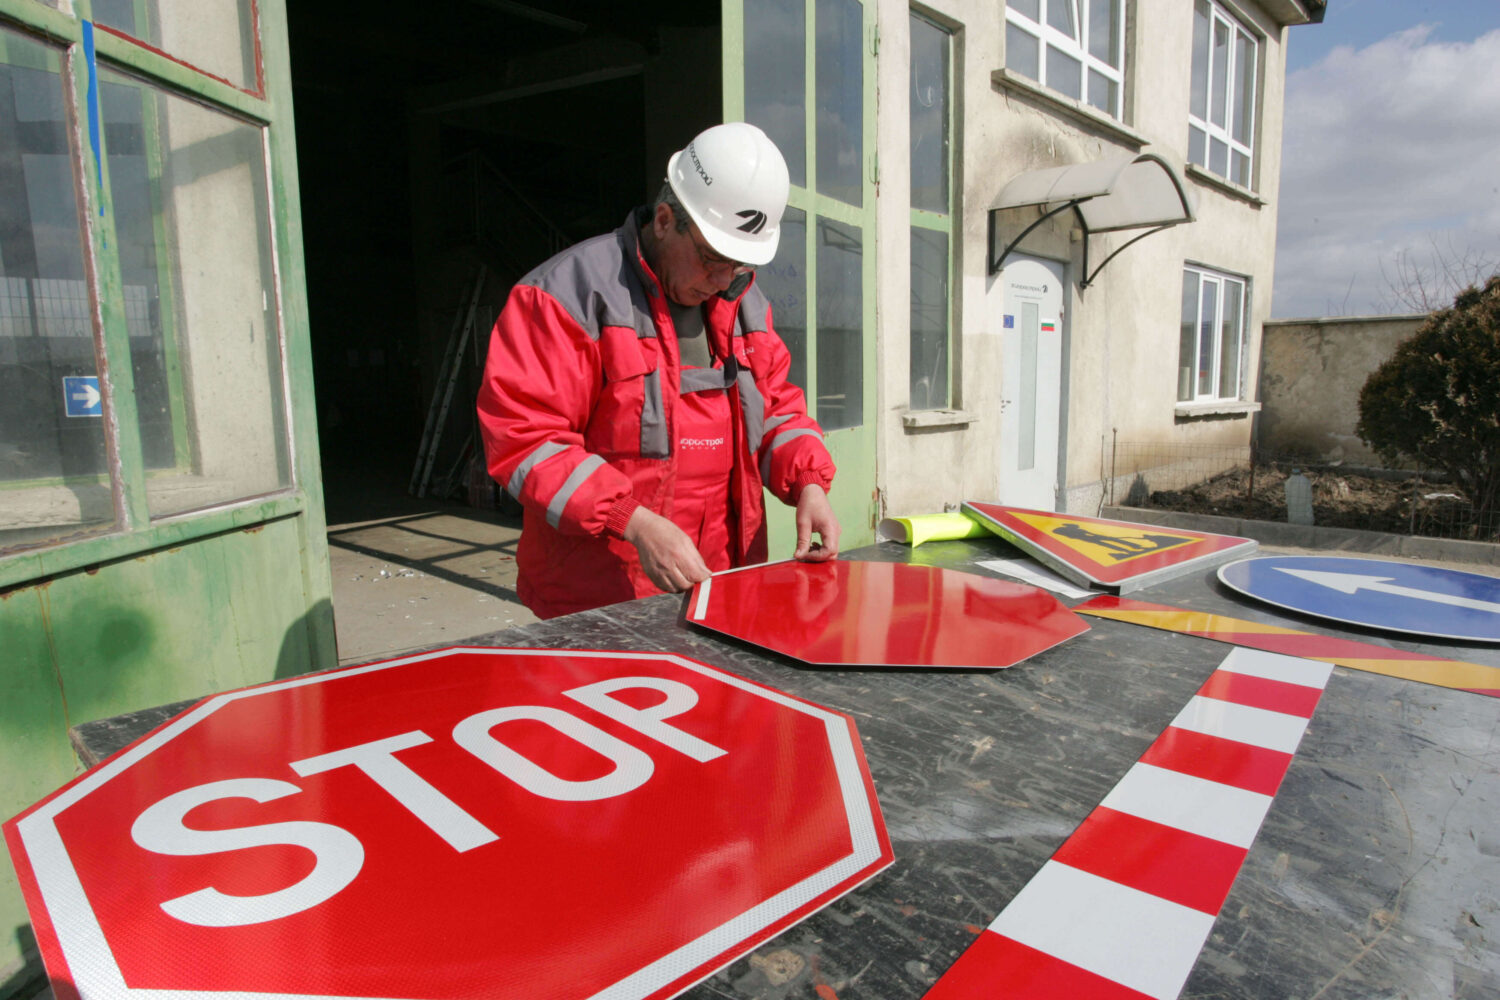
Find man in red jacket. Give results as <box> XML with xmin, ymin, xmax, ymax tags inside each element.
<box><xmin>476</xmin><ymin>122</ymin><xmax>840</xmax><ymax>619</ymax></box>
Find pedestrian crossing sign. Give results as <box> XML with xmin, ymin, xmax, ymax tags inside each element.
<box><xmin>962</xmin><ymin>502</ymin><xmax>1258</xmax><ymax>592</ymax></box>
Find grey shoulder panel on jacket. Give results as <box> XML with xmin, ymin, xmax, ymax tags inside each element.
<box><xmin>520</xmin><ymin>232</ymin><xmax>652</xmax><ymax>341</ymax></box>
<box><xmin>736</xmin><ymin>282</ymin><xmax>772</xmax><ymax>336</ymax></box>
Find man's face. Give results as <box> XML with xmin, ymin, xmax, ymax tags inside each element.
<box><xmin>651</xmin><ymin>203</ymin><xmax>752</xmax><ymax>307</ymax></box>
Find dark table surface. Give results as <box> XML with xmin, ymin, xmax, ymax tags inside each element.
<box><xmin>74</xmin><ymin>539</ymin><xmax>1500</xmax><ymax>999</ymax></box>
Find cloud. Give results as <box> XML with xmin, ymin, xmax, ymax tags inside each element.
<box><xmin>1272</xmin><ymin>25</ymin><xmax>1500</xmax><ymax>317</ymax></box>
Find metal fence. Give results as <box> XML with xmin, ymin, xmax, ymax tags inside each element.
<box><xmin>1107</xmin><ymin>440</ymin><xmax>1500</xmax><ymax>542</ymax></box>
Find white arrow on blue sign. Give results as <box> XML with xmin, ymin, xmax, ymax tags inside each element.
<box><xmin>62</xmin><ymin>376</ymin><xmax>102</xmax><ymax>418</ymax></box>
<box><xmin>1218</xmin><ymin>555</ymin><xmax>1500</xmax><ymax>643</ymax></box>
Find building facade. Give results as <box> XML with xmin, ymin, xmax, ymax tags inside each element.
<box><xmin>862</xmin><ymin>0</ymin><xmax>1322</xmax><ymax>524</ymax></box>
<box><xmin>707</xmin><ymin>0</ymin><xmax>1323</xmax><ymax>549</ymax></box>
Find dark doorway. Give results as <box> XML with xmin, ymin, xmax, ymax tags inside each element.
<box><xmin>285</xmin><ymin>1</ymin><xmax>721</xmax><ymax>520</ymax></box>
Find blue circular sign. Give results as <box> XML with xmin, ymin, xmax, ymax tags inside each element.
<box><xmin>1218</xmin><ymin>555</ymin><xmax>1500</xmax><ymax>643</ymax></box>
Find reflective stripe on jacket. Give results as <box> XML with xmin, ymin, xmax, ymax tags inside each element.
<box><xmin>476</xmin><ymin>209</ymin><xmax>836</xmax><ymax>619</ymax></box>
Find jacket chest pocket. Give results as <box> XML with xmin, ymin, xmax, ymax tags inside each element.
<box><xmin>589</xmin><ymin>327</ymin><xmax>667</xmax><ymax>458</ymax></box>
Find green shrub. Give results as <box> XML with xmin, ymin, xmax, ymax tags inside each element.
<box><xmin>1357</xmin><ymin>273</ymin><xmax>1500</xmax><ymax>524</ymax></box>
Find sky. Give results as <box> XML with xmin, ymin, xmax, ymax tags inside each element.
<box><xmin>1270</xmin><ymin>0</ymin><xmax>1500</xmax><ymax>317</ymax></box>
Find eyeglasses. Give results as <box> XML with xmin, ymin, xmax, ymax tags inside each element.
<box><xmin>688</xmin><ymin>225</ymin><xmax>754</xmax><ymax>279</ymax></box>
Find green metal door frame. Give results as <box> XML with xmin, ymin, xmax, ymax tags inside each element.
<box><xmin>0</xmin><ymin>0</ymin><xmax>331</xmax><ymax>602</ymax></box>
<box><xmin>0</xmin><ymin>3</ymin><xmax>332</xmax><ymax>986</ymax></box>
<box><xmin>723</xmin><ymin>0</ymin><xmax>880</xmax><ymax>552</ymax></box>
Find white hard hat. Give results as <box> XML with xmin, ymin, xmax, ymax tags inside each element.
<box><xmin>666</xmin><ymin>122</ymin><xmax>790</xmax><ymax>267</ymax></box>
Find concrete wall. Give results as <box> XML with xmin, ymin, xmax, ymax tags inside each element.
<box><xmin>871</xmin><ymin>0</ymin><xmax>1309</xmax><ymax>519</ymax></box>
<box><xmin>1259</xmin><ymin>314</ymin><xmax>1426</xmax><ymax>465</ymax></box>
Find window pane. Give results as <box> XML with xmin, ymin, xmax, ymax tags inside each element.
<box><xmin>1046</xmin><ymin>0</ymin><xmax>1077</xmax><ymax>39</ymax></box>
<box><xmin>1088</xmin><ymin>0</ymin><xmax>1121</xmax><ymax>67</ymax></box>
<box><xmin>1178</xmin><ymin>273</ymin><xmax>1198</xmax><ymax>402</ymax></box>
<box><xmin>1011</xmin><ymin>0</ymin><xmax>1041</xmax><ymax>21</ymax></box>
<box><xmin>0</xmin><ymin>30</ymin><xmax>116</xmax><ymax>553</ymax></box>
<box><xmin>94</xmin><ymin>0</ymin><xmax>259</xmax><ymax>93</ymax></box>
<box><xmin>1209</xmin><ymin>136</ymin><xmax>1229</xmax><ymax>177</ymax></box>
<box><xmin>1197</xmin><ymin>279</ymin><xmax>1218</xmax><ymax>397</ymax></box>
<box><xmin>746</xmin><ymin>0</ymin><xmax>807</xmax><ymax>189</ymax></box>
<box><xmin>100</xmin><ymin>68</ymin><xmax>291</xmax><ymax>517</ymax></box>
<box><xmin>815</xmin><ymin>0</ymin><xmax>863</xmax><ymax>206</ymax></box>
<box><xmin>1006</xmin><ymin>23</ymin><xmax>1041</xmax><ymax>82</ymax></box>
<box><xmin>1190</xmin><ymin>0</ymin><xmax>1210</xmax><ymax>119</ymax></box>
<box><xmin>910</xmin><ymin>228</ymin><xmax>948</xmax><ymax>410</ymax></box>
<box><xmin>758</xmin><ymin>207</ymin><xmax>808</xmax><ymax>395</ymax></box>
<box><xmin>1046</xmin><ymin>45</ymin><xmax>1082</xmax><ymax>100</ymax></box>
<box><xmin>99</xmin><ymin>78</ymin><xmax>178</xmax><ymax>474</ymax></box>
<box><xmin>1234</xmin><ymin>30</ymin><xmax>1255</xmax><ymax>145</ymax></box>
<box><xmin>1019</xmin><ymin>302</ymin><xmax>1038</xmax><ymax>471</ymax></box>
<box><xmin>816</xmin><ymin>217</ymin><xmax>862</xmax><ymax>430</ymax></box>
<box><xmin>1211</xmin><ymin>18</ymin><xmax>1230</xmax><ymax>128</ymax></box>
<box><xmin>1231</xmin><ymin>150</ymin><xmax>1250</xmax><ymax>187</ymax></box>
<box><xmin>1218</xmin><ymin>280</ymin><xmax>1243</xmax><ymax>399</ymax></box>
<box><xmin>1188</xmin><ymin>125</ymin><xmax>1206</xmax><ymax>166</ymax></box>
<box><xmin>1087</xmin><ymin>68</ymin><xmax>1116</xmax><ymax>114</ymax></box>
<box><xmin>909</xmin><ymin>15</ymin><xmax>949</xmax><ymax>214</ymax></box>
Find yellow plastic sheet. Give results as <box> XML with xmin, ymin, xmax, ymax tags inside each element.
<box><xmin>876</xmin><ymin>512</ymin><xmax>990</xmax><ymax>547</ymax></box>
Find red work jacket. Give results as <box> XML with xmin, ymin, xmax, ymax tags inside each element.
<box><xmin>476</xmin><ymin>210</ymin><xmax>836</xmax><ymax>619</ymax></box>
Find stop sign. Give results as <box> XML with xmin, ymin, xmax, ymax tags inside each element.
<box><xmin>5</xmin><ymin>648</ymin><xmax>893</xmax><ymax>1000</ymax></box>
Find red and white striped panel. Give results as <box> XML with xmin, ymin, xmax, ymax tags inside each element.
<box><xmin>924</xmin><ymin>648</ymin><xmax>1334</xmax><ymax>1000</ymax></box>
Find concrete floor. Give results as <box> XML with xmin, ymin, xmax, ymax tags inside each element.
<box><xmin>323</xmin><ymin>461</ymin><xmax>539</xmax><ymax>666</ymax></box>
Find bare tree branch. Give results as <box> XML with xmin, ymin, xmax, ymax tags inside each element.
<box><xmin>1377</xmin><ymin>235</ymin><xmax>1500</xmax><ymax>314</ymax></box>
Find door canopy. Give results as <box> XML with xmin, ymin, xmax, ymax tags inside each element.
<box><xmin>988</xmin><ymin>152</ymin><xmax>1195</xmax><ymax>288</ymax></box>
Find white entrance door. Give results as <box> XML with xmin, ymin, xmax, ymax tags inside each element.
<box><xmin>998</xmin><ymin>255</ymin><xmax>1065</xmax><ymax>510</ymax></box>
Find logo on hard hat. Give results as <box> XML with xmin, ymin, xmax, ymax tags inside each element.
<box><xmin>736</xmin><ymin>209</ymin><xmax>767</xmax><ymax>234</ymax></box>
<box><xmin>688</xmin><ymin>142</ymin><xmax>712</xmax><ymax>186</ymax></box>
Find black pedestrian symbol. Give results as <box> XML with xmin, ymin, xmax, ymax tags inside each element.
<box><xmin>1051</xmin><ymin>523</ymin><xmax>1194</xmax><ymax>562</ymax></box>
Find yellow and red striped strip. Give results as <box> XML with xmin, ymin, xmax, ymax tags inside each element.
<box><xmin>1076</xmin><ymin>595</ymin><xmax>1500</xmax><ymax>698</ymax></box>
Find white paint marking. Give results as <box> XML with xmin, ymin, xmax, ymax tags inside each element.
<box><xmin>1100</xmin><ymin>763</ymin><xmax>1273</xmax><ymax>848</ymax></box>
<box><xmin>988</xmin><ymin>861</ymin><xmax>1215</xmax><ymax>1000</ymax></box>
<box><xmin>1170</xmin><ymin>695</ymin><xmax>1312</xmax><ymax>754</ymax></box>
<box><xmin>1217</xmin><ymin>647</ymin><xmax>1333</xmax><ymax>688</ymax></box>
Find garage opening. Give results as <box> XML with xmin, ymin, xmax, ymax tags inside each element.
<box><xmin>286</xmin><ymin>1</ymin><xmax>722</xmax><ymax>521</ymax></box>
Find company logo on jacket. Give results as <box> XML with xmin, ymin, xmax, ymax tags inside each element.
<box><xmin>680</xmin><ymin>435</ymin><xmax>727</xmax><ymax>450</ymax></box>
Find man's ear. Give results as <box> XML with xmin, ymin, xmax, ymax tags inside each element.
<box><xmin>653</xmin><ymin>202</ymin><xmax>674</xmax><ymax>238</ymax></box>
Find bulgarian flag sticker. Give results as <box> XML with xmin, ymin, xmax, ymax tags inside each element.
<box><xmin>1040</xmin><ymin>319</ymin><xmax>1057</xmax><ymax>333</ymax></box>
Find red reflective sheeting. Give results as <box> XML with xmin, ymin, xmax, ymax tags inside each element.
<box><xmin>4</xmin><ymin>649</ymin><xmax>893</xmax><ymax>1000</ymax></box>
<box><xmin>921</xmin><ymin>647</ymin><xmax>1333</xmax><ymax>1000</ymax></box>
<box><xmin>688</xmin><ymin>561</ymin><xmax>1087</xmax><ymax>669</ymax></box>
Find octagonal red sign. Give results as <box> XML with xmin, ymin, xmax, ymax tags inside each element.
<box><xmin>688</xmin><ymin>561</ymin><xmax>1088</xmax><ymax>669</ymax></box>
<box><xmin>5</xmin><ymin>648</ymin><xmax>893</xmax><ymax>1000</ymax></box>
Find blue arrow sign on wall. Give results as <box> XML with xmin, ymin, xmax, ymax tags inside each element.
<box><xmin>62</xmin><ymin>376</ymin><xmax>102</xmax><ymax>418</ymax></box>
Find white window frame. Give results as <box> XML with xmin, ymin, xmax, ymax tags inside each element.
<box><xmin>1179</xmin><ymin>264</ymin><xmax>1248</xmax><ymax>403</ymax></box>
<box><xmin>1188</xmin><ymin>0</ymin><xmax>1258</xmax><ymax>188</ymax></box>
<box><xmin>1004</xmin><ymin>0</ymin><xmax>1125</xmax><ymax>120</ymax></box>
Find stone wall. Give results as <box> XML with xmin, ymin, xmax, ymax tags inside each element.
<box><xmin>1258</xmin><ymin>314</ymin><xmax>1426</xmax><ymax>466</ymax></box>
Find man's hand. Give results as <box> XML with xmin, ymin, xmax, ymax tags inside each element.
<box><xmin>794</xmin><ymin>483</ymin><xmax>840</xmax><ymax>562</ymax></box>
<box><xmin>623</xmin><ymin>506</ymin><xmax>712</xmax><ymax>593</ymax></box>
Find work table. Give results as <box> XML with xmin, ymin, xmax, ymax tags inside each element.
<box><xmin>72</xmin><ymin>538</ymin><xmax>1500</xmax><ymax>999</ymax></box>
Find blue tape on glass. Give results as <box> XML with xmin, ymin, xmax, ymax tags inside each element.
<box><xmin>82</xmin><ymin>21</ymin><xmax>104</xmax><ymax>213</ymax></box>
